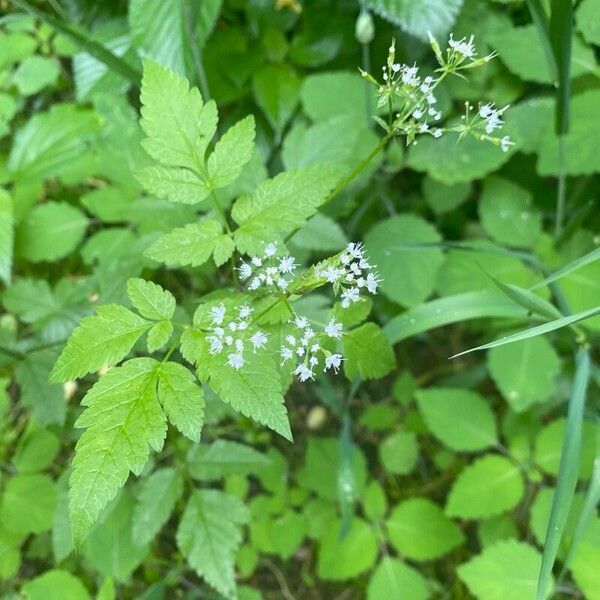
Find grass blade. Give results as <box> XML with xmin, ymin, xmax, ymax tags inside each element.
<box><xmin>451</xmin><ymin>305</ymin><xmax>600</xmax><ymax>357</ymax></box>
<box><xmin>537</xmin><ymin>349</ymin><xmax>590</xmax><ymax>600</ymax></box>
<box><xmin>530</xmin><ymin>247</ymin><xmax>600</xmax><ymax>290</ymax></box>
<box><xmin>9</xmin><ymin>0</ymin><xmax>141</xmax><ymax>86</ymax></box>
<box><xmin>384</xmin><ymin>291</ymin><xmax>529</xmax><ymax>345</ymax></box>
<box><xmin>549</xmin><ymin>0</ymin><xmax>573</xmax><ymax>136</ymax></box>
<box><xmin>489</xmin><ymin>277</ymin><xmax>563</xmax><ymax>320</ymax></box>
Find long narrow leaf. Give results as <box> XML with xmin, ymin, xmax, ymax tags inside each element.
<box><xmin>451</xmin><ymin>305</ymin><xmax>600</xmax><ymax>357</ymax></box>
<box><xmin>530</xmin><ymin>247</ymin><xmax>600</xmax><ymax>290</ymax></box>
<box><xmin>489</xmin><ymin>276</ymin><xmax>562</xmax><ymax>320</ymax></box>
<box><xmin>526</xmin><ymin>0</ymin><xmax>557</xmax><ymax>81</ymax></box>
<box><xmin>9</xmin><ymin>0</ymin><xmax>141</xmax><ymax>86</ymax></box>
<box><xmin>549</xmin><ymin>0</ymin><xmax>573</xmax><ymax>135</ymax></box>
<box><xmin>384</xmin><ymin>291</ymin><xmax>529</xmax><ymax>345</ymax></box>
<box><xmin>537</xmin><ymin>349</ymin><xmax>590</xmax><ymax>600</ymax></box>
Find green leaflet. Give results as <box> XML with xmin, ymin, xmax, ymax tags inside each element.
<box><xmin>127</xmin><ymin>278</ymin><xmax>175</xmax><ymax>321</ymax></box>
<box><xmin>232</xmin><ymin>165</ymin><xmax>342</xmax><ymax>255</ymax></box>
<box><xmin>69</xmin><ymin>358</ymin><xmax>165</xmax><ymax>545</ymax></box>
<box><xmin>145</xmin><ymin>219</ymin><xmax>233</xmax><ymax>267</ymax></box>
<box><xmin>50</xmin><ymin>305</ymin><xmax>151</xmax><ymax>383</ymax></box>
<box><xmin>342</xmin><ymin>322</ymin><xmax>396</xmax><ymax>380</ymax></box>
<box><xmin>176</xmin><ymin>489</ymin><xmax>249</xmax><ymax>599</ymax></box>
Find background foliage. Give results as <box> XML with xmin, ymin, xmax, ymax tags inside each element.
<box><xmin>0</xmin><ymin>0</ymin><xmax>599</xmax><ymax>599</ymax></box>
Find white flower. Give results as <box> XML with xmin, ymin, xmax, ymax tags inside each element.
<box><xmin>501</xmin><ymin>135</ymin><xmax>513</xmax><ymax>152</ymax></box>
<box><xmin>280</xmin><ymin>347</ymin><xmax>293</xmax><ymax>363</ymax></box>
<box><xmin>309</xmin><ymin>356</ymin><xmax>319</xmax><ymax>367</ymax></box>
<box><xmin>419</xmin><ymin>123</ymin><xmax>429</xmax><ymax>133</ymax></box>
<box><xmin>323</xmin><ymin>266</ymin><xmax>343</xmax><ymax>283</ymax></box>
<box><xmin>227</xmin><ymin>353</ymin><xmax>244</xmax><ymax>369</ymax></box>
<box><xmin>391</xmin><ymin>62</ymin><xmax>401</xmax><ymax>73</ymax></box>
<box><xmin>248</xmin><ymin>277</ymin><xmax>261</xmax><ymax>291</ymax></box>
<box><xmin>213</xmin><ymin>327</ymin><xmax>224</xmax><ymax>338</ymax></box>
<box><xmin>294</xmin><ymin>364</ymin><xmax>314</xmax><ymax>382</ymax></box>
<box><xmin>413</xmin><ymin>108</ymin><xmax>424</xmax><ymax>119</ymax></box>
<box><xmin>238</xmin><ymin>261</ymin><xmax>252</xmax><ymax>280</ymax></box>
<box><xmin>324</xmin><ymin>319</ymin><xmax>343</xmax><ymax>339</ymax></box>
<box><xmin>340</xmin><ymin>252</ymin><xmax>351</xmax><ymax>265</ymax></box>
<box><xmin>325</xmin><ymin>354</ymin><xmax>343</xmax><ymax>373</ymax></box>
<box><xmin>239</xmin><ymin>305</ymin><xmax>252</xmax><ymax>319</ymax></box>
<box><xmin>366</xmin><ymin>272</ymin><xmax>380</xmax><ymax>294</ymax></box>
<box><xmin>207</xmin><ymin>336</ymin><xmax>223</xmax><ymax>355</ymax></box>
<box><xmin>251</xmin><ymin>256</ymin><xmax>262</xmax><ymax>267</ymax></box>
<box><xmin>479</xmin><ymin>103</ymin><xmax>494</xmax><ymax>119</ymax></box>
<box><xmin>286</xmin><ymin>335</ymin><xmax>297</xmax><ymax>346</ymax></box>
<box><xmin>225</xmin><ymin>335</ymin><xmax>233</xmax><ymax>346</ymax></box>
<box><xmin>433</xmin><ymin>128</ymin><xmax>443</xmax><ymax>138</ymax></box>
<box><xmin>211</xmin><ymin>304</ymin><xmax>226</xmax><ymax>325</ymax></box>
<box><xmin>347</xmin><ymin>242</ymin><xmax>365</xmax><ymax>260</ymax></box>
<box><xmin>341</xmin><ymin>287</ymin><xmax>360</xmax><ymax>308</ymax></box>
<box><xmin>264</xmin><ymin>242</ymin><xmax>278</xmax><ymax>257</ymax></box>
<box><xmin>235</xmin><ymin>339</ymin><xmax>244</xmax><ymax>352</ymax></box>
<box><xmin>449</xmin><ymin>33</ymin><xmax>476</xmax><ymax>58</ymax></box>
<box><xmin>250</xmin><ymin>331</ymin><xmax>268</xmax><ymax>351</ymax></box>
<box><xmin>278</xmin><ymin>255</ymin><xmax>296</xmax><ymax>274</ymax></box>
<box><xmin>294</xmin><ymin>316</ymin><xmax>309</xmax><ymax>329</ymax></box>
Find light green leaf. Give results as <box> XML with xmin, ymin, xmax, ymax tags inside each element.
<box><xmin>145</xmin><ymin>219</ymin><xmax>229</xmax><ymax>267</ymax></box>
<box><xmin>127</xmin><ymin>278</ymin><xmax>175</xmax><ymax>321</ymax></box>
<box><xmin>364</xmin><ymin>0</ymin><xmax>463</xmax><ymax>41</ymax></box>
<box><xmin>136</xmin><ymin>165</ymin><xmax>210</xmax><ymax>204</ymax></box>
<box><xmin>21</xmin><ymin>569</ymin><xmax>90</xmax><ymax>600</ymax></box>
<box><xmin>0</xmin><ymin>474</ymin><xmax>56</xmax><ymax>535</ymax></box>
<box><xmin>570</xmin><ymin>518</ymin><xmax>600</xmax><ymax>600</ymax></box>
<box><xmin>423</xmin><ymin>177</ymin><xmax>471</xmax><ymax>215</ymax></box>
<box><xmin>232</xmin><ymin>165</ymin><xmax>341</xmax><ymax>255</ymax></box>
<box><xmin>69</xmin><ymin>358</ymin><xmax>165</xmax><ymax>545</ymax></box>
<box><xmin>446</xmin><ymin>455</ymin><xmax>524</xmax><ymax>519</ymax></box>
<box><xmin>157</xmin><ymin>362</ymin><xmax>205</xmax><ymax>443</ymax></box>
<box><xmin>416</xmin><ymin>388</ymin><xmax>498</xmax><ymax>452</ymax></box>
<box><xmin>13</xmin><ymin>428</ymin><xmax>60</xmax><ymax>473</ymax></box>
<box><xmin>458</xmin><ymin>540</ymin><xmax>549</xmax><ymax>600</ymax></box>
<box><xmin>479</xmin><ymin>177</ymin><xmax>542</xmax><ymax>249</ymax></box>
<box><xmin>253</xmin><ymin>65</ymin><xmax>300</xmax><ymax>133</ymax></box>
<box><xmin>291</xmin><ymin>213</ymin><xmax>348</xmax><ymax>252</ymax></box>
<box><xmin>365</xmin><ymin>215</ymin><xmax>445</xmax><ymax>307</ymax></box>
<box><xmin>207</xmin><ymin>115</ymin><xmax>255</xmax><ymax>188</ymax></box>
<box><xmin>50</xmin><ymin>305</ymin><xmax>151</xmax><ymax>382</ymax></box>
<box><xmin>363</xmin><ymin>481</ymin><xmax>388</xmax><ymax>522</ymax></box>
<box><xmin>318</xmin><ymin>518</ymin><xmax>378</xmax><ymax>581</ymax></box>
<box><xmin>488</xmin><ymin>337</ymin><xmax>561</xmax><ymax>412</ymax></box>
<box><xmin>0</xmin><ymin>189</ymin><xmax>13</xmax><ymax>284</ymax></box>
<box><xmin>15</xmin><ymin>201</ymin><xmax>88</xmax><ymax>263</ymax></box>
<box><xmin>367</xmin><ymin>557</ymin><xmax>430</xmax><ymax>600</ymax></box>
<box><xmin>576</xmin><ymin>0</ymin><xmax>600</xmax><ymax>45</ymax></box>
<box><xmin>489</xmin><ymin>278</ymin><xmax>561</xmax><ymax>321</ymax></box>
<box><xmin>386</xmin><ymin>498</ymin><xmax>464</xmax><ymax>561</ymax></box>
<box><xmin>379</xmin><ymin>432</ymin><xmax>419</xmax><ymax>475</ymax></box>
<box><xmin>478</xmin><ymin>515</ymin><xmax>518</xmax><ymax>548</ymax></box>
<box><xmin>177</xmin><ymin>489</ymin><xmax>249</xmax><ymax>599</ymax></box>
<box><xmin>147</xmin><ymin>320</ymin><xmax>172</xmax><ymax>352</ymax></box>
<box><xmin>343</xmin><ymin>322</ymin><xmax>396</xmax><ymax>380</ymax></box>
<box><xmin>132</xmin><ymin>467</ymin><xmax>184</xmax><ymax>546</ymax></box>
<box><xmin>188</xmin><ymin>440</ymin><xmax>270</xmax><ymax>480</ymax></box>
<box><xmin>13</xmin><ymin>55</ymin><xmax>60</xmax><ymax>96</ymax></box>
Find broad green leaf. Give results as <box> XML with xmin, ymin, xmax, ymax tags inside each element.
<box><xmin>50</xmin><ymin>305</ymin><xmax>151</xmax><ymax>382</ymax></box>
<box><xmin>13</xmin><ymin>55</ymin><xmax>60</xmax><ymax>96</ymax></box>
<box><xmin>0</xmin><ymin>189</ymin><xmax>12</xmax><ymax>284</ymax></box>
<box><xmin>127</xmin><ymin>278</ymin><xmax>176</xmax><ymax>321</ymax></box>
<box><xmin>0</xmin><ymin>524</ymin><xmax>20</xmax><ymax>579</ymax></box>
<box><xmin>52</xmin><ymin>478</ymin><xmax>73</xmax><ymax>563</ymax></box>
<box><xmin>7</xmin><ymin>104</ymin><xmax>101</xmax><ymax>184</ymax></box>
<box><xmin>252</xmin><ymin>65</ymin><xmax>300</xmax><ymax>134</ymax></box>
<box><xmin>343</xmin><ymin>322</ymin><xmax>396</xmax><ymax>380</ymax></box>
<box><xmin>452</xmin><ymin>304</ymin><xmax>600</xmax><ymax>357</ymax></box>
<box><xmin>188</xmin><ymin>440</ymin><xmax>270</xmax><ymax>480</ymax></box>
<box><xmin>488</xmin><ymin>337</ymin><xmax>560</xmax><ymax>412</ymax></box>
<box><xmin>478</xmin><ymin>515</ymin><xmax>518</xmax><ymax>548</ymax></box>
<box><xmin>232</xmin><ymin>165</ymin><xmax>341</xmax><ymax>255</ymax></box>
<box><xmin>422</xmin><ymin>177</ymin><xmax>471</xmax><ymax>215</ymax></box>
<box><xmin>298</xmin><ymin>437</ymin><xmax>367</xmax><ymax>502</ymax></box>
<box><xmin>132</xmin><ymin>468</ymin><xmax>183</xmax><ymax>545</ymax></box>
<box><xmin>21</xmin><ymin>569</ymin><xmax>90</xmax><ymax>600</ymax></box>
<box><xmin>479</xmin><ymin>177</ymin><xmax>542</xmax><ymax>249</ymax></box>
<box><xmin>249</xmin><ymin>509</ymin><xmax>307</xmax><ymax>560</ymax></box>
<box><xmin>364</xmin><ymin>0</ymin><xmax>463</xmax><ymax>41</ymax></box>
<box><xmin>82</xmin><ymin>491</ymin><xmax>149</xmax><ymax>581</ymax></box>
<box><xmin>365</xmin><ymin>215</ymin><xmax>445</xmax><ymax>307</ymax></box>
<box><xmin>157</xmin><ymin>362</ymin><xmax>205</xmax><ymax>443</ymax></box>
<box><xmin>446</xmin><ymin>455</ymin><xmax>524</xmax><ymax>519</ymax></box>
<box><xmin>301</xmin><ymin>72</ymin><xmax>367</xmax><ymax>122</ymax></box>
<box><xmin>145</xmin><ymin>219</ymin><xmax>230</xmax><ymax>267</ymax></box>
<box><xmin>15</xmin><ymin>201</ymin><xmax>88</xmax><ymax>263</ymax></box>
<box><xmin>291</xmin><ymin>213</ymin><xmax>348</xmax><ymax>252</ymax></box>
<box><xmin>488</xmin><ymin>24</ymin><xmax>595</xmax><ymax>83</ymax></box>
<box><xmin>458</xmin><ymin>540</ymin><xmax>549</xmax><ymax>600</ymax></box>
<box><xmin>415</xmin><ymin>388</ymin><xmax>498</xmax><ymax>451</ymax></box>
<box><xmin>177</xmin><ymin>489</ymin><xmax>249</xmax><ymax>599</ymax></box>
<box><xmin>363</xmin><ymin>481</ymin><xmax>388</xmax><ymax>522</ymax></box>
<box><xmin>570</xmin><ymin>518</ymin><xmax>600</xmax><ymax>600</ymax></box>
<box><xmin>379</xmin><ymin>432</ymin><xmax>419</xmax><ymax>475</ymax></box>
<box><xmin>576</xmin><ymin>0</ymin><xmax>600</xmax><ymax>45</ymax></box>
<box><xmin>207</xmin><ymin>116</ymin><xmax>255</xmax><ymax>188</ymax></box>
<box><xmin>534</xmin><ymin>417</ymin><xmax>596</xmax><ymax>480</ymax></box>
<box><xmin>386</xmin><ymin>498</ymin><xmax>464</xmax><ymax>561</ymax></box>
<box><xmin>0</xmin><ymin>474</ymin><xmax>56</xmax><ymax>535</ymax></box>
<box><xmin>384</xmin><ymin>291</ymin><xmax>528</xmax><ymax>345</ymax></box>
<box><xmin>69</xmin><ymin>359</ymin><xmax>165</xmax><ymax>545</ymax></box>
<box><xmin>318</xmin><ymin>518</ymin><xmax>378</xmax><ymax>581</ymax></box>
<box><xmin>367</xmin><ymin>557</ymin><xmax>429</xmax><ymax>600</ymax></box>
<box><xmin>12</xmin><ymin>428</ymin><xmax>60</xmax><ymax>473</ymax></box>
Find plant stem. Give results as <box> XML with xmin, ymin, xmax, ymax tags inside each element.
<box><xmin>362</xmin><ymin>43</ymin><xmax>372</xmax><ymax>125</ymax></box>
<box><xmin>555</xmin><ymin>134</ymin><xmax>567</xmax><ymax>236</ymax></box>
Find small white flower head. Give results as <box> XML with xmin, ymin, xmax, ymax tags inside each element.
<box><xmin>227</xmin><ymin>353</ymin><xmax>245</xmax><ymax>370</ymax></box>
<box><xmin>309</xmin><ymin>356</ymin><xmax>319</xmax><ymax>367</ymax></box>
<box><xmin>278</xmin><ymin>255</ymin><xmax>297</xmax><ymax>274</ymax></box>
<box><xmin>341</xmin><ymin>287</ymin><xmax>360</xmax><ymax>308</ymax></box>
<box><xmin>280</xmin><ymin>347</ymin><xmax>293</xmax><ymax>363</ymax></box>
<box><xmin>238</xmin><ymin>305</ymin><xmax>252</xmax><ymax>319</ymax></box>
<box><xmin>325</xmin><ymin>354</ymin><xmax>343</xmax><ymax>373</ymax></box>
<box><xmin>238</xmin><ymin>262</ymin><xmax>252</xmax><ymax>280</ymax></box>
<box><xmin>251</xmin><ymin>256</ymin><xmax>262</xmax><ymax>267</ymax></box>
<box><xmin>366</xmin><ymin>272</ymin><xmax>381</xmax><ymax>294</ymax></box>
<box><xmin>294</xmin><ymin>364</ymin><xmax>315</xmax><ymax>382</ymax></box>
<box><xmin>324</xmin><ymin>319</ymin><xmax>343</xmax><ymax>339</ymax></box>
<box><xmin>433</xmin><ymin>128</ymin><xmax>443</xmax><ymax>138</ymax></box>
<box><xmin>250</xmin><ymin>331</ymin><xmax>268</xmax><ymax>351</ymax></box>
<box><xmin>211</xmin><ymin>304</ymin><xmax>226</xmax><ymax>325</ymax></box>
<box><xmin>264</xmin><ymin>242</ymin><xmax>278</xmax><ymax>257</ymax></box>
<box><xmin>295</xmin><ymin>316</ymin><xmax>309</xmax><ymax>329</ymax></box>
<box><xmin>448</xmin><ymin>33</ymin><xmax>476</xmax><ymax>59</ymax></box>
<box><xmin>235</xmin><ymin>339</ymin><xmax>244</xmax><ymax>352</ymax></box>
<box><xmin>207</xmin><ymin>336</ymin><xmax>223</xmax><ymax>355</ymax></box>
<box><xmin>501</xmin><ymin>135</ymin><xmax>514</xmax><ymax>152</ymax></box>
<box><xmin>413</xmin><ymin>108</ymin><xmax>424</xmax><ymax>119</ymax></box>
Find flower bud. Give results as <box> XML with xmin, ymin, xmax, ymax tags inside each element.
<box><xmin>355</xmin><ymin>10</ymin><xmax>375</xmax><ymax>45</ymax></box>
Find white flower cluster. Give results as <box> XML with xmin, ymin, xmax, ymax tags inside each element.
<box><xmin>238</xmin><ymin>242</ymin><xmax>297</xmax><ymax>292</ymax></box>
<box><xmin>206</xmin><ymin>303</ymin><xmax>268</xmax><ymax>370</ymax></box>
<box><xmin>478</xmin><ymin>103</ymin><xmax>513</xmax><ymax>152</ymax></box>
<box><xmin>448</xmin><ymin>33</ymin><xmax>477</xmax><ymax>60</ymax></box>
<box><xmin>315</xmin><ymin>242</ymin><xmax>381</xmax><ymax>308</ymax></box>
<box><xmin>280</xmin><ymin>315</ymin><xmax>344</xmax><ymax>382</ymax></box>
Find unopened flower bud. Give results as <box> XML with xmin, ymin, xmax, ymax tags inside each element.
<box><xmin>355</xmin><ymin>10</ymin><xmax>375</xmax><ymax>44</ymax></box>
<box><xmin>306</xmin><ymin>405</ymin><xmax>327</xmax><ymax>430</ymax></box>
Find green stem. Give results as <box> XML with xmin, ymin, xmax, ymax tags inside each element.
<box><xmin>555</xmin><ymin>134</ymin><xmax>567</xmax><ymax>237</ymax></box>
